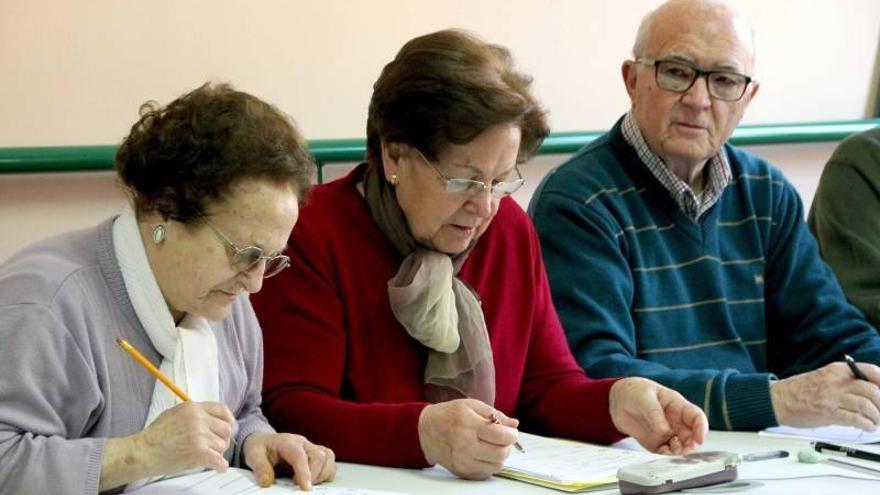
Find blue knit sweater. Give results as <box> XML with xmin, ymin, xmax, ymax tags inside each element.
<box><xmin>529</xmin><ymin>118</ymin><xmax>880</xmax><ymax>430</ymax></box>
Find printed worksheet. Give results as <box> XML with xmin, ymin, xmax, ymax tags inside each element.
<box><xmin>503</xmin><ymin>432</ymin><xmax>662</xmax><ymax>484</ymax></box>
<box><xmin>761</xmin><ymin>425</ymin><xmax>880</xmax><ymax>444</ymax></box>
<box><xmin>129</xmin><ymin>468</ymin><xmax>408</xmax><ymax>495</ymax></box>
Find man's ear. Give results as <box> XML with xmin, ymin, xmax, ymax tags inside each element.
<box><xmin>742</xmin><ymin>79</ymin><xmax>760</xmax><ymax>107</ymax></box>
<box><xmin>622</xmin><ymin>60</ymin><xmax>639</xmax><ymax>104</ymax></box>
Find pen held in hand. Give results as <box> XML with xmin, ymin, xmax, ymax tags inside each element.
<box><xmin>489</xmin><ymin>413</ymin><xmax>525</xmax><ymax>453</ymax></box>
<box><xmin>844</xmin><ymin>354</ymin><xmax>869</xmax><ymax>381</ymax></box>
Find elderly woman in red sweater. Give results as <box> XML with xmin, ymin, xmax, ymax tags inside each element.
<box><xmin>252</xmin><ymin>29</ymin><xmax>708</xmax><ymax>480</ymax></box>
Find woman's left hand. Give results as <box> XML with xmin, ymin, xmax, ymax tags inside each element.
<box><xmin>243</xmin><ymin>432</ymin><xmax>336</xmax><ymax>491</ymax></box>
<box><xmin>609</xmin><ymin>377</ymin><xmax>708</xmax><ymax>455</ymax></box>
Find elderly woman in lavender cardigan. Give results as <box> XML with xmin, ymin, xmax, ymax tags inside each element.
<box><xmin>0</xmin><ymin>83</ymin><xmax>335</xmax><ymax>494</ymax></box>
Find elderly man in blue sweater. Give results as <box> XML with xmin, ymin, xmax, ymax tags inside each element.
<box><xmin>530</xmin><ymin>0</ymin><xmax>880</xmax><ymax>431</ymax></box>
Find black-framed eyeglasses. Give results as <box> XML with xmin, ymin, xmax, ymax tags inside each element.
<box><xmin>196</xmin><ymin>211</ymin><xmax>291</xmax><ymax>278</ymax></box>
<box><xmin>636</xmin><ymin>58</ymin><xmax>753</xmax><ymax>102</ymax></box>
<box><xmin>411</xmin><ymin>148</ymin><xmax>525</xmax><ymax>199</ymax></box>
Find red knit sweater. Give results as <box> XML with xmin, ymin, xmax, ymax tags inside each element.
<box><xmin>252</xmin><ymin>164</ymin><xmax>622</xmax><ymax>468</ymax></box>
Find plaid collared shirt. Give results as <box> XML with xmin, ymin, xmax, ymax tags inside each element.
<box><xmin>621</xmin><ymin>112</ymin><xmax>731</xmax><ymax>219</ymax></box>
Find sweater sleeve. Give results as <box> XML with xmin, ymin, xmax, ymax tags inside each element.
<box><xmin>532</xmin><ymin>190</ymin><xmax>776</xmax><ymax>431</ymax></box>
<box><xmin>251</xmin><ymin>224</ymin><xmax>429</xmax><ymax>468</ymax></box>
<box><xmin>0</xmin><ymin>304</ymin><xmax>105</xmax><ymax>495</ymax></box>
<box><xmin>809</xmin><ymin>132</ymin><xmax>880</xmax><ymax>329</ymax></box>
<box><xmin>515</xmin><ymin>220</ymin><xmax>623</xmax><ymax>444</ymax></box>
<box><xmin>765</xmin><ymin>174</ymin><xmax>880</xmax><ymax>374</ymax></box>
<box><xmin>230</xmin><ymin>300</ymin><xmax>275</xmax><ymax>467</ymax></box>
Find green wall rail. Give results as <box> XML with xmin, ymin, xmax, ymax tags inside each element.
<box><xmin>2</xmin><ymin>119</ymin><xmax>878</xmax><ymax>180</ymax></box>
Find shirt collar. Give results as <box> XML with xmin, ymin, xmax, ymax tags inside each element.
<box><xmin>621</xmin><ymin>112</ymin><xmax>731</xmax><ymax>219</ymax></box>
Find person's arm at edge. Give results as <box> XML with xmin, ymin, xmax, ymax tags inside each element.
<box><xmin>809</xmin><ymin>133</ymin><xmax>880</xmax><ymax>329</ymax></box>
<box><xmin>0</xmin><ymin>305</ymin><xmax>106</xmax><ymax>494</ymax></box>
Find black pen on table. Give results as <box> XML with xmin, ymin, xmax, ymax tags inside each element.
<box><xmin>814</xmin><ymin>441</ymin><xmax>880</xmax><ymax>464</ymax></box>
<box><xmin>844</xmin><ymin>354</ymin><xmax>869</xmax><ymax>381</ymax></box>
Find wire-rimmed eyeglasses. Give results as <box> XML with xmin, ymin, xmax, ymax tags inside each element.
<box><xmin>411</xmin><ymin>148</ymin><xmax>525</xmax><ymax>198</ymax></box>
<box><xmin>635</xmin><ymin>58</ymin><xmax>753</xmax><ymax>102</ymax></box>
<box><xmin>197</xmin><ymin>211</ymin><xmax>291</xmax><ymax>278</ymax></box>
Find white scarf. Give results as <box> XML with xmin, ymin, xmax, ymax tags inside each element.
<box><xmin>113</xmin><ymin>207</ymin><xmax>220</xmax><ymax>489</ymax></box>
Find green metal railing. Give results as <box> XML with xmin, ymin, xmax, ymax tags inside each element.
<box><xmin>2</xmin><ymin>119</ymin><xmax>878</xmax><ymax>181</ymax></box>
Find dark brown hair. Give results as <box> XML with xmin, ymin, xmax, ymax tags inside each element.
<box><xmin>115</xmin><ymin>82</ymin><xmax>315</xmax><ymax>223</ymax></box>
<box><xmin>366</xmin><ymin>29</ymin><xmax>549</xmax><ymax>166</ymax></box>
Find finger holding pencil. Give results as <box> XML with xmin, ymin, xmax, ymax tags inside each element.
<box><xmin>116</xmin><ymin>337</ymin><xmax>237</xmax><ymax>448</ymax></box>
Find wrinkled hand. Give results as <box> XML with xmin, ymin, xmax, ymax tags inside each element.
<box><xmin>243</xmin><ymin>432</ymin><xmax>335</xmax><ymax>491</ymax></box>
<box><xmin>418</xmin><ymin>398</ymin><xmax>520</xmax><ymax>480</ymax></box>
<box><xmin>137</xmin><ymin>401</ymin><xmax>236</xmax><ymax>476</ymax></box>
<box><xmin>770</xmin><ymin>361</ymin><xmax>880</xmax><ymax>430</ymax></box>
<box><xmin>609</xmin><ymin>377</ymin><xmax>707</xmax><ymax>455</ymax></box>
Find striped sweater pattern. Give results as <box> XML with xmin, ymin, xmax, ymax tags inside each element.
<box><xmin>529</xmin><ymin>118</ymin><xmax>880</xmax><ymax>430</ymax></box>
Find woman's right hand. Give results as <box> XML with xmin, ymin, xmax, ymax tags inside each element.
<box><xmin>99</xmin><ymin>401</ymin><xmax>236</xmax><ymax>491</ymax></box>
<box><xmin>417</xmin><ymin>398</ymin><xmax>519</xmax><ymax>480</ymax></box>
<box><xmin>137</xmin><ymin>401</ymin><xmax>237</xmax><ymax>473</ymax></box>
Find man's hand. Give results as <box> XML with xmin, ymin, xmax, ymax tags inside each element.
<box><xmin>243</xmin><ymin>432</ymin><xmax>336</xmax><ymax>491</ymax></box>
<box><xmin>609</xmin><ymin>377</ymin><xmax>708</xmax><ymax>454</ymax></box>
<box><xmin>770</xmin><ymin>361</ymin><xmax>880</xmax><ymax>430</ymax></box>
<box><xmin>417</xmin><ymin>398</ymin><xmax>520</xmax><ymax>480</ymax></box>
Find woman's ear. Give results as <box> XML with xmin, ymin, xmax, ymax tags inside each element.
<box><xmin>380</xmin><ymin>140</ymin><xmax>406</xmax><ymax>183</ymax></box>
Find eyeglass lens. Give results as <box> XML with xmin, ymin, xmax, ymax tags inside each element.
<box><xmin>655</xmin><ymin>60</ymin><xmax>749</xmax><ymax>101</ymax></box>
<box><xmin>231</xmin><ymin>247</ymin><xmax>290</xmax><ymax>278</ymax></box>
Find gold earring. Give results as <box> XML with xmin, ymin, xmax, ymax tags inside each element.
<box><xmin>390</xmin><ymin>173</ymin><xmax>399</xmax><ymax>186</ymax></box>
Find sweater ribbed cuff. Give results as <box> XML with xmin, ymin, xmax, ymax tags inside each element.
<box><xmin>724</xmin><ymin>374</ymin><xmax>777</xmax><ymax>430</ymax></box>
<box><xmin>234</xmin><ymin>420</ymin><xmax>276</xmax><ymax>468</ymax></box>
<box><xmin>85</xmin><ymin>437</ymin><xmax>104</xmax><ymax>495</ymax></box>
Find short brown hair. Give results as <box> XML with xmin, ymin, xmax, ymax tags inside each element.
<box><xmin>366</xmin><ymin>29</ymin><xmax>549</xmax><ymax>166</ymax></box>
<box><xmin>115</xmin><ymin>82</ymin><xmax>315</xmax><ymax>223</ymax></box>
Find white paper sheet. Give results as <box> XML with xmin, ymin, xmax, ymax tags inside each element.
<box><xmin>502</xmin><ymin>432</ymin><xmax>662</xmax><ymax>484</ymax></box>
<box><xmin>760</xmin><ymin>425</ymin><xmax>880</xmax><ymax>444</ymax></box>
<box><xmin>128</xmin><ymin>468</ymin><xmax>408</xmax><ymax>495</ymax></box>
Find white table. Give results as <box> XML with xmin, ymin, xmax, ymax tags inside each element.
<box><xmin>325</xmin><ymin>431</ymin><xmax>880</xmax><ymax>494</ymax></box>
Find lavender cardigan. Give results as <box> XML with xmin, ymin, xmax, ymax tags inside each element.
<box><xmin>0</xmin><ymin>218</ymin><xmax>274</xmax><ymax>494</ymax></box>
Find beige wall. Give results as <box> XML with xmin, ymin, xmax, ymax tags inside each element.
<box><xmin>0</xmin><ymin>0</ymin><xmax>877</xmax><ymax>260</ymax></box>
<box><xmin>0</xmin><ymin>142</ymin><xmax>839</xmax><ymax>261</ymax></box>
<box><xmin>1</xmin><ymin>0</ymin><xmax>878</xmax><ymax>146</ymax></box>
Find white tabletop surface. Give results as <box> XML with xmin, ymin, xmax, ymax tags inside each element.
<box><xmin>324</xmin><ymin>431</ymin><xmax>880</xmax><ymax>495</ymax></box>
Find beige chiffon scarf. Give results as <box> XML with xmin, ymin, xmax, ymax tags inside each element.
<box><xmin>363</xmin><ymin>163</ymin><xmax>495</xmax><ymax>405</ymax></box>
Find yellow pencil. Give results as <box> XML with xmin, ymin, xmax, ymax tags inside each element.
<box><xmin>116</xmin><ymin>337</ymin><xmax>191</xmax><ymax>402</ymax></box>
<box><xmin>116</xmin><ymin>337</ymin><xmax>237</xmax><ymax>447</ymax></box>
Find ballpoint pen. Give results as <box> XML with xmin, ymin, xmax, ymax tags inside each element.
<box><xmin>844</xmin><ymin>354</ymin><xmax>869</xmax><ymax>381</ymax></box>
<box><xmin>814</xmin><ymin>441</ymin><xmax>880</xmax><ymax>464</ymax></box>
<box><xmin>824</xmin><ymin>457</ymin><xmax>880</xmax><ymax>478</ymax></box>
<box><xmin>489</xmin><ymin>413</ymin><xmax>526</xmax><ymax>453</ymax></box>
<box><xmin>741</xmin><ymin>450</ymin><xmax>789</xmax><ymax>462</ymax></box>
<box><xmin>799</xmin><ymin>448</ymin><xmax>880</xmax><ymax>477</ymax></box>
